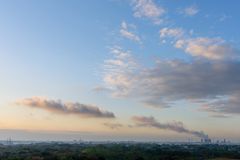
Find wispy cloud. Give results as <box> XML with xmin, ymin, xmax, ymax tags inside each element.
<box><xmin>201</xmin><ymin>94</ymin><xmax>240</xmax><ymax>115</ymax></box>
<box><xmin>132</xmin><ymin>0</ymin><xmax>165</xmax><ymax>24</ymax></box>
<box><xmin>92</xmin><ymin>86</ymin><xmax>112</xmax><ymax>93</ymax></box>
<box><xmin>120</xmin><ymin>21</ymin><xmax>141</xmax><ymax>43</ymax></box>
<box><xmin>103</xmin><ymin>46</ymin><xmax>138</xmax><ymax>97</ymax></box>
<box><xmin>132</xmin><ymin>116</ymin><xmax>208</xmax><ymax>138</ymax></box>
<box><xmin>15</xmin><ymin>97</ymin><xmax>115</xmax><ymax>118</ymax></box>
<box><xmin>209</xmin><ymin>113</ymin><xmax>231</xmax><ymax>118</ymax></box>
<box><xmin>181</xmin><ymin>5</ymin><xmax>199</xmax><ymax>16</ymax></box>
<box><xmin>159</xmin><ymin>27</ymin><xmax>184</xmax><ymax>39</ymax></box>
<box><xmin>103</xmin><ymin>122</ymin><xmax>123</xmax><ymax>129</ymax></box>
<box><xmin>158</xmin><ymin>27</ymin><xmax>239</xmax><ymax>60</ymax></box>
<box><xmin>219</xmin><ymin>14</ymin><xmax>231</xmax><ymax>22</ymax></box>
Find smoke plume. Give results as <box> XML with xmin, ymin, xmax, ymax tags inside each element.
<box><xmin>132</xmin><ymin>116</ymin><xmax>208</xmax><ymax>139</ymax></box>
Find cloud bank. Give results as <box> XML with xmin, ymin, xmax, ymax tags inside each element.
<box><xmin>201</xmin><ymin>94</ymin><xmax>240</xmax><ymax>115</ymax></box>
<box><xmin>15</xmin><ymin>97</ymin><xmax>115</xmax><ymax>118</ymax></box>
<box><xmin>101</xmin><ymin>1</ymin><xmax>240</xmax><ymax>118</ymax></box>
<box><xmin>132</xmin><ymin>116</ymin><xmax>208</xmax><ymax>138</ymax></box>
<box><xmin>103</xmin><ymin>47</ymin><xmax>240</xmax><ymax>115</ymax></box>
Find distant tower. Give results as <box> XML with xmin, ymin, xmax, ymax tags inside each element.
<box><xmin>6</xmin><ymin>137</ymin><xmax>13</xmax><ymax>145</ymax></box>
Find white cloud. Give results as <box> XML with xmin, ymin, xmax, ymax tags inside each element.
<box><xmin>175</xmin><ymin>37</ymin><xmax>239</xmax><ymax>60</ymax></box>
<box><xmin>158</xmin><ymin>27</ymin><xmax>239</xmax><ymax>60</ymax></box>
<box><xmin>103</xmin><ymin>47</ymin><xmax>138</xmax><ymax>97</ymax></box>
<box><xmin>121</xmin><ymin>21</ymin><xmax>128</xmax><ymax>29</ymax></box>
<box><xmin>182</xmin><ymin>5</ymin><xmax>199</xmax><ymax>16</ymax></box>
<box><xmin>120</xmin><ymin>29</ymin><xmax>141</xmax><ymax>43</ymax></box>
<box><xmin>120</xmin><ymin>21</ymin><xmax>141</xmax><ymax>43</ymax></box>
<box><xmin>132</xmin><ymin>0</ymin><xmax>165</xmax><ymax>24</ymax></box>
<box><xmin>159</xmin><ymin>27</ymin><xmax>184</xmax><ymax>39</ymax></box>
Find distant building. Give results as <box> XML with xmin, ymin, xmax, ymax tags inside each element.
<box><xmin>201</xmin><ymin>138</ymin><xmax>211</xmax><ymax>144</ymax></box>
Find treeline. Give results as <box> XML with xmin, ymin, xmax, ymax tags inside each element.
<box><xmin>0</xmin><ymin>143</ymin><xmax>240</xmax><ymax>160</ymax></box>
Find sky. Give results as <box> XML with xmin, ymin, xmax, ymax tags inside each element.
<box><xmin>0</xmin><ymin>0</ymin><xmax>240</xmax><ymax>142</ymax></box>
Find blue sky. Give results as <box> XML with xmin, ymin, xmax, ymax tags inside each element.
<box><xmin>0</xmin><ymin>0</ymin><xmax>240</xmax><ymax>142</ymax></box>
